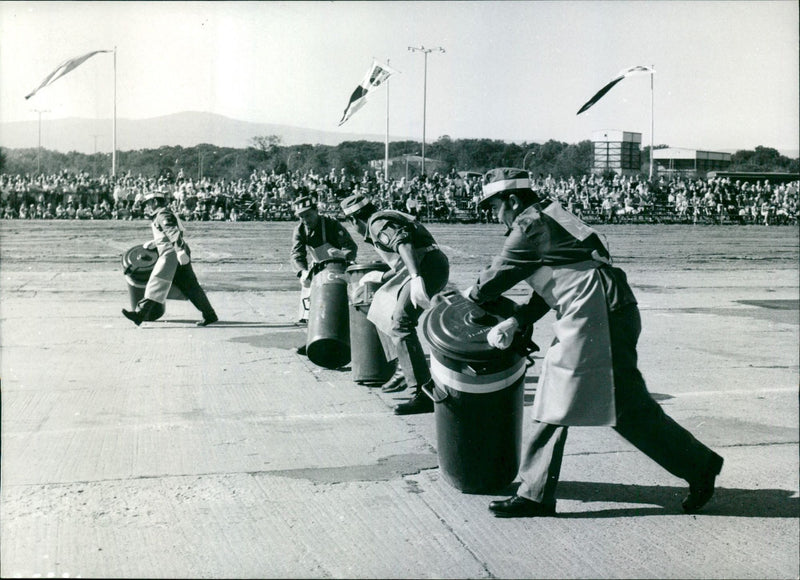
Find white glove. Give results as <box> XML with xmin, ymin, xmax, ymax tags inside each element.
<box><xmin>487</xmin><ymin>317</ymin><xmax>519</xmax><ymax>350</ymax></box>
<box><xmin>461</xmin><ymin>285</ymin><xmax>476</xmax><ymax>300</ymax></box>
<box><xmin>358</xmin><ymin>270</ymin><xmax>384</xmax><ymax>287</ymax></box>
<box><xmin>300</xmin><ymin>269</ymin><xmax>312</xmax><ymax>288</ymax></box>
<box><xmin>142</xmin><ymin>240</ymin><xmax>156</xmax><ymax>251</ymax></box>
<box><xmin>176</xmin><ymin>249</ymin><xmax>190</xmax><ymax>265</ymax></box>
<box><xmin>409</xmin><ymin>275</ymin><xmax>431</xmax><ymax>309</ymax></box>
<box><xmin>327</xmin><ymin>248</ymin><xmax>348</xmax><ymax>259</ymax></box>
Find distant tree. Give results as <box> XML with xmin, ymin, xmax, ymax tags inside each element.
<box><xmin>0</xmin><ymin>147</ymin><xmax>6</xmax><ymax>174</ymax></box>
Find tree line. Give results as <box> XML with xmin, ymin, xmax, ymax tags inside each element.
<box><xmin>1</xmin><ymin>136</ymin><xmax>797</xmax><ymax>181</ymax></box>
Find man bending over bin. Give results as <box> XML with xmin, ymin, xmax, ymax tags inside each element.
<box><xmin>464</xmin><ymin>167</ymin><xmax>724</xmax><ymax>517</ymax></box>
<box><xmin>340</xmin><ymin>193</ymin><xmax>449</xmax><ymax>415</ymax></box>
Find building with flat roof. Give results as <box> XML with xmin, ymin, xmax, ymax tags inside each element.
<box><xmin>591</xmin><ymin>130</ymin><xmax>642</xmax><ymax>177</ymax></box>
<box><xmin>652</xmin><ymin>147</ymin><xmax>731</xmax><ymax>178</ymax></box>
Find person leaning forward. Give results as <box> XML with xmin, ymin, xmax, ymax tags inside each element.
<box><xmin>340</xmin><ymin>193</ymin><xmax>449</xmax><ymax>415</ymax></box>
<box><xmin>290</xmin><ymin>195</ymin><xmax>358</xmax><ymax>353</ymax></box>
<box><xmin>122</xmin><ymin>187</ymin><xmax>218</xmax><ymax>327</ymax></box>
<box><xmin>465</xmin><ymin>167</ymin><xmax>724</xmax><ymax>517</ymax></box>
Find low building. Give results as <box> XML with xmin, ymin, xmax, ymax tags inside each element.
<box><xmin>652</xmin><ymin>148</ymin><xmax>731</xmax><ymax>178</ymax></box>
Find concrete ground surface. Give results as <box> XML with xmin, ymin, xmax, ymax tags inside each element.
<box><xmin>1</xmin><ymin>220</ymin><xmax>798</xmax><ymax>579</ymax></box>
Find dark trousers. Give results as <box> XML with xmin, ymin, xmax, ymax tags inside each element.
<box><xmin>517</xmin><ymin>304</ymin><xmax>722</xmax><ymax>505</ymax></box>
<box><xmin>139</xmin><ymin>263</ymin><xmax>215</xmax><ymax>321</ymax></box>
<box><xmin>391</xmin><ymin>250</ymin><xmax>449</xmax><ymax>388</ymax></box>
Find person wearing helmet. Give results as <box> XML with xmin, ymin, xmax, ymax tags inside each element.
<box><xmin>122</xmin><ymin>187</ymin><xmax>218</xmax><ymax>327</ymax></box>
<box><xmin>465</xmin><ymin>167</ymin><xmax>724</xmax><ymax>517</ymax></box>
<box><xmin>340</xmin><ymin>193</ymin><xmax>449</xmax><ymax>415</ymax></box>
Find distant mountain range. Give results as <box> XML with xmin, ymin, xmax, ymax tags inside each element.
<box><xmin>1</xmin><ymin>111</ymin><xmax>796</xmax><ymax>158</ymax></box>
<box><xmin>0</xmin><ymin>111</ymin><xmax>394</xmax><ymax>154</ymax></box>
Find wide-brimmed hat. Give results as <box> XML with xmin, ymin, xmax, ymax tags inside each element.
<box><xmin>479</xmin><ymin>167</ymin><xmax>531</xmax><ymax>207</ymax></box>
<box><xmin>340</xmin><ymin>194</ymin><xmax>372</xmax><ymax>217</ymax></box>
<box><xmin>292</xmin><ymin>196</ymin><xmax>316</xmax><ymax>216</ymax></box>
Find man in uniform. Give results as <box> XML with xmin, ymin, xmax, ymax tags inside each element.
<box><xmin>290</xmin><ymin>195</ymin><xmax>358</xmax><ymax>353</ymax></box>
<box><xmin>465</xmin><ymin>167</ymin><xmax>724</xmax><ymax>517</ymax></box>
<box><xmin>340</xmin><ymin>194</ymin><xmax>449</xmax><ymax>415</ymax></box>
<box><xmin>122</xmin><ymin>187</ymin><xmax>218</xmax><ymax>327</ymax></box>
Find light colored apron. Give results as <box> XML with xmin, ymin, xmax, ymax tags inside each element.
<box><xmin>143</xmin><ymin>215</ymin><xmax>186</xmax><ymax>304</ymax></box>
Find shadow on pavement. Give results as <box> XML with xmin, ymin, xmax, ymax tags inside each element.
<box><xmin>490</xmin><ymin>480</ymin><xmax>799</xmax><ymax>518</ymax></box>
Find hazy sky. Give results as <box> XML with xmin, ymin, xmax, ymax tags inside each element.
<box><xmin>2</xmin><ymin>1</ymin><xmax>798</xmax><ymax>153</ymax></box>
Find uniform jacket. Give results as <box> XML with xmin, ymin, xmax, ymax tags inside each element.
<box><xmin>290</xmin><ymin>215</ymin><xmax>358</xmax><ymax>275</ymax></box>
<box><xmin>471</xmin><ymin>199</ymin><xmax>636</xmax><ymax>426</ymax></box>
<box><xmin>365</xmin><ymin>210</ymin><xmax>437</xmax><ymax>270</ymax></box>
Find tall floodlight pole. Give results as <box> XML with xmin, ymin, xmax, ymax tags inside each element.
<box><xmin>649</xmin><ymin>64</ymin><xmax>654</xmax><ymax>181</ymax></box>
<box><xmin>385</xmin><ymin>57</ymin><xmax>391</xmax><ymax>179</ymax></box>
<box><xmin>112</xmin><ymin>46</ymin><xmax>117</xmax><ymax>178</ymax></box>
<box><xmin>31</xmin><ymin>109</ymin><xmax>50</xmax><ymax>174</ymax></box>
<box><xmin>408</xmin><ymin>46</ymin><xmax>444</xmax><ymax>177</ymax></box>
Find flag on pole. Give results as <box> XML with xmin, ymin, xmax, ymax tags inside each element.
<box><xmin>576</xmin><ymin>65</ymin><xmax>654</xmax><ymax>115</ymax></box>
<box><xmin>338</xmin><ymin>59</ymin><xmax>398</xmax><ymax>126</ymax></box>
<box><xmin>25</xmin><ymin>50</ymin><xmax>112</xmax><ymax>100</ymax></box>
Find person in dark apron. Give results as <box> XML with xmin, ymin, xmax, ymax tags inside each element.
<box><xmin>122</xmin><ymin>187</ymin><xmax>218</xmax><ymax>327</ymax></box>
<box><xmin>465</xmin><ymin>167</ymin><xmax>724</xmax><ymax>517</ymax></box>
<box><xmin>290</xmin><ymin>195</ymin><xmax>358</xmax><ymax>353</ymax></box>
<box><xmin>340</xmin><ymin>194</ymin><xmax>450</xmax><ymax>415</ymax></box>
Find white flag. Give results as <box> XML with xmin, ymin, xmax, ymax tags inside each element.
<box><xmin>25</xmin><ymin>50</ymin><xmax>112</xmax><ymax>100</ymax></box>
<box><xmin>577</xmin><ymin>65</ymin><xmax>654</xmax><ymax>115</ymax></box>
<box><xmin>339</xmin><ymin>60</ymin><xmax>398</xmax><ymax>126</ymax></box>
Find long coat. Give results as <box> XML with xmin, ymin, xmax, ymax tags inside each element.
<box><xmin>471</xmin><ymin>199</ymin><xmax>637</xmax><ymax>426</ymax></box>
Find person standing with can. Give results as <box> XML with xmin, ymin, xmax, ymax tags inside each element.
<box><xmin>290</xmin><ymin>195</ymin><xmax>359</xmax><ymax>352</ymax></box>
<box><xmin>122</xmin><ymin>187</ymin><xmax>218</xmax><ymax>327</ymax></box>
<box><xmin>340</xmin><ymin>193</ymin><xmax>449</xmax><ymax>415</ymax></box>
<box><xmin>465</xmin><ymin>167</ymin><xmax>724</xmax><ymax>517</ymax></box>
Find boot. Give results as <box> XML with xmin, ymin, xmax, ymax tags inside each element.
<box><xmin>394</xmin><ymin>383</ymin><xmax>434</xmax><ymax>415</ymax></box>
<box><xmin>197</xmin><ymin>310</ymin><xmax>218</xmax><ymax>327</ymax></box>
<box><xmin>137</xmin><ymin>299</ymin><xmax>165</xmax><ymax>322</ymax></box>
<box><xmin>122</xmin><ymin>308</ymin><xmax>142</xmax><ymax>326</ymax></box>
<box><xmin>381</xmin><ymin>368</ymin><xmax>407</xmax><ymax>393</ymax></box>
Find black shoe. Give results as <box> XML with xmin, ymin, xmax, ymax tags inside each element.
<box><xmin>489</xmin><ymin>496</ymin><xmax>556</xmax><ymax>518</ymax></box>
<box><xmin>122</xmin><ymin>308</ymin><xmax>142</xmax><ymax>327</ymax></box>
<box><xmin>296</xmin><ymin>344</ymin><xmax>307</xmax><ymax>356</ymax></box>
<box><xmin>683</xmin><ymin>454</ymin><xmax>724</xmax><ymax>514</ymax></box>
<box><xmin>197</xmin><ymin>312</ymin><xmax>218</xmax><ymax>327</ymax></box>
<box><xmin>381</xmin><ymin>370</ymin><xmax>407</xmax><ymax>393</ymax></box>
<box><xmin>394</xmin><ymin>388</ymin><xmax>433</xmax><ymax>415</ymax></box>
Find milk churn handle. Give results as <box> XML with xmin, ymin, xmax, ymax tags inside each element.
<box><xmin>421</xmin><ymin>380</ymin><xmax>449</xmax><ymax>403</ymax></box>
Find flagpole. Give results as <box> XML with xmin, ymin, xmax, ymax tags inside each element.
<box><xmin>649</xmin><ymin>64</ymin><xmax>654</xmax><ymax>181</ymax></box>
<box><xmin>385</xmin><ymin>58</ymin><xmax>390</xmax><ymax>179</ymax></box>
<box><xmin>112</xmin><ymin>46</ymin><xmax>117</xmax><ymax>178</ymax></box>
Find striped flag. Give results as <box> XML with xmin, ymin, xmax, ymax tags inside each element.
<box><xmin>338</xmin><ymin>59</ymin><xmax>398</xmax><ymax>126</ymax></box>
<box><xmin>576</xmin><ymin>65</ymin><xmax>654</xmax><ymax>115</ymax></box>
<box><xmin>25</xmin><ymin>50</ymin><xmax>112</xmax><ymax>100</ymax></box>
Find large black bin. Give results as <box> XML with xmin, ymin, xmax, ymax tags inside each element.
<box><xmin>422</xmin><ymin>291</ymin><xmax>528</xmax><ymax>494</ymax></box>
<box><xmin>346</xmin><ymin>262</ymin><xmax>395</xmax><ymax>386</ymax></box>
<box><xmin>306</xmin><ymin>258</ymin><xmax>351</xmax><ymax>369</ymax></box>
<box><xmin>122</xmin><ymin>244</ymin><xmax>185</xmax><ymax>310</ymax></box>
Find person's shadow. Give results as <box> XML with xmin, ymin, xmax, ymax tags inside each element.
<box><xmin>493</xmin><ymin>480</ymin><xmax>799</xmax><ymax>518</ymax></box>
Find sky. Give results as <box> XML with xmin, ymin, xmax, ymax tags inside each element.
<box><xmin>1</xmin><ymin>1</ymin><xmax>798</xmax><ymax>154</ymax></box>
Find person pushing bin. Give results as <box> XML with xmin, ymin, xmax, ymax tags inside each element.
<box><xmin>121</xmin><ymin>187</ymin><xmax>218</xmax><ymax>327</ymax></box>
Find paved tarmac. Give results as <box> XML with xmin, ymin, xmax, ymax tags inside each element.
<box><xmin>1</xmin><ymin>220</ymin><xmax>798</xmax><ymax>579</ymax></box>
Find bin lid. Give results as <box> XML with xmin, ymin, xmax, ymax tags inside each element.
<box><xmin>423</xmin><ymin>291</ymin><xmax>507</xmax><ymax>363</ymax></box>
<box><xmin>346</xmin><ymin>261</ymin><xmax>390</xmax><ymax>274</ymax></box>
<box><xmin>122</xmin><ymin>245</ymin><xmax>158</xmax><ymax>276</ymax></box>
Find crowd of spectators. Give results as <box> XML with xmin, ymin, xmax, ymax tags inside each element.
<box><xmin>1</xmin><ymin>167</ymin><xmax>797</xmax><ymax>226</ymax></box>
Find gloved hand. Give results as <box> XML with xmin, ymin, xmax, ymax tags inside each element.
<box><xmin>409</xmin><ymin>274</ymin><xmax>431</xmax><ymax>309</ymax></box>
<box><xmin>461</xmin><ymin>285</ymin><xmax>476</xmax><ymax>301</ymax></box>
<box><xmin>142</xmin><ymin>240</ymin><xmax>157</xmax><ymax>251</ymax></box>
<box><xmin>300</xmin><ymin>269</ymin><xmax>312</xmax><ymax>288</ymax></box>
<box><xmin>358</xmin><ymin>270</ymin><xmax>384</xmax><ymax>287</ymax></box>
<box><xmin>176</xmin><ymin>249</ymin><xmax>190</xmax><ymax>266</ymax></box>
<box><xmin>487</xmin><ymin>317</ymin><xmax>520</xmax><ymax>350</ymax></box>
<box><xmin>327</xmin><ymin>248</ymin><xmax>348</xmax><ymax>259</ymax></box>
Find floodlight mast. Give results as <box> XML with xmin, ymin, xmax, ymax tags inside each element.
<box><xmin>408</xmin><ymin>46</ymin><xmax>445</xmax><ymax>177</ymax></box>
